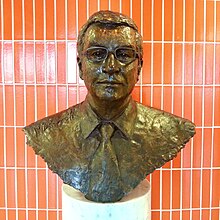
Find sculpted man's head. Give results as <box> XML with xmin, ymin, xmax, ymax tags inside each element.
<box><xmin>77</xmin><ymin>11</ymin><xmax>143</xmax><ymax>104</ymax></box>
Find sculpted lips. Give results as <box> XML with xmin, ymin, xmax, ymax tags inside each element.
<box><xmin>96</xmin><ymin>80</ymin><xmax>125</xmax><ymax>86</ymax></box>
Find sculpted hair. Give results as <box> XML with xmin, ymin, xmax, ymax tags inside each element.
<box><xmin>77</xmin><ymin>10</ymin><xmax>143</xmax><ymax>63</ymax></box>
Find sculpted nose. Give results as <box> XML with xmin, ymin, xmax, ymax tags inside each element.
<box><xmin>102</xmin><ymin>54</ymin><xmax>120</xmax><ymax>75</ymax></box>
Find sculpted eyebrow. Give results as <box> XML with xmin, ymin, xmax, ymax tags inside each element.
<box><xmin>87</xmin><ymin>42</ymin><xmax>104</xmax><ymax>48</ymax></box>
<box><xmin>86</xmin><ymin>44</ymin><xmax>134</xmax><ymax>49</ymax></box>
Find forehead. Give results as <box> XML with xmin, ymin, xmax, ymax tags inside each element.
<box><xmin>83</xmin><ymin>24</ymin><xmax>137</xmax><ymax>48</ymax></box>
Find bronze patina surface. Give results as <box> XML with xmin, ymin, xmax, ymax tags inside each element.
<box><xmin>23</xmin><ymin>10</ymin><xmax>195</xmax><ymax>203</ymax></box>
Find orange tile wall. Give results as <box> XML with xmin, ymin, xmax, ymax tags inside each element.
<box><xmin>0</xmin><ymin>0</ymin><xmax>220</xmax><ymax>220</ymax></box>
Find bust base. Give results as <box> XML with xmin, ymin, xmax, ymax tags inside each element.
<box><xmin>62</xmin><ymin>179</ymin><xmax>151</xmax><ymax>220</ymax></box>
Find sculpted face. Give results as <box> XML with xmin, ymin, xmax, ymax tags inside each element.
<box><xmin>78</xmin><ymin>24</ymin><xmax>141</xmax><ymax>101</ymax></box>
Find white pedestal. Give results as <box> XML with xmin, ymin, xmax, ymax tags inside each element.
<box><xmin>62</xmin><ymin>179</ymin><xmax>151</xmax><ymax>220</ymax></box>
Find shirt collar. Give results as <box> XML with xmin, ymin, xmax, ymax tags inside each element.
<box><xmin>79</xmin><ymin>98</ymin><xmax>137</xmax><ymax>139</ymax></box>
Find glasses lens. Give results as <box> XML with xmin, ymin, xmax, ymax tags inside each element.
<box><xmin>115</xmin><ymin>48</ymin><xmax>136</xmax><ymax>63</ymax></box>
<box><xmin>86</xmin><ymin>47</ymin><xmax>107</xmax><ymax>62</ymax></box>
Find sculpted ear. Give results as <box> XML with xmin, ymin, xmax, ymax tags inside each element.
<box><xmin>137</xmin><ymin>59</ymin><xmax>143</xmax><ymax>81</ymax></box>
<box><xmin>138</xmin><ymin>59</ymin><xmax>143</xmax><ymax>74</ymax></box>
<box><xmin>77</xmin><ymin>56</ymin><xmax>83</xmax><ymax>80</ymax></box>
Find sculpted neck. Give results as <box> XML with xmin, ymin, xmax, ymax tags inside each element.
<box><xmin>86</xmin><ymin>94</ymin><xmax>132</xmax><ymax>120</ymax></box>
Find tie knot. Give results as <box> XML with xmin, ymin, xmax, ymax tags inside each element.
<box><xmin>100</xmin><ymin>123</ymin><xmax>114</xmax><ymax>138</ymax></box>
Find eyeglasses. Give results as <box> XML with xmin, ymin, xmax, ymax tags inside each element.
<box><xmin>84</xmin><ymin>46</ymin><xmax>139</xmax><ymax>64</ymax></box>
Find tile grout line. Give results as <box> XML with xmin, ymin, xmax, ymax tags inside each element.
<box><xmin>150</xmin><ymin>0</ymin><xmax>154</xmax><ymax>108</ymax></box>
<box><xmin>1</xmin><ymin>0</ymin><xmax>9</xmax><ymax>219</ymax></box>
<box><xmin>189</xmin><ymin>1</ymin><xmax>196</xmax><ymax>219</ymax></box>
<box><xmin>180</xmin><ymin>0</ymin><xmax>187</xmax><ymax>219</ymax></box>
<box><xmin>139</xmin><ymin>0</ymin><xmax>143</xmax><ymax>104</ymax></box>
<box><xmin>209</xmin><ymin>0</ymin><xmax>217</xmax><ymax>219</ymax></box>
<box><xmin>170</xmin><ymin>0</ymin><xmax>175</xmax><ymax>218</ymax></box>
<box><xmin>32</xmin><ymin>0</ymin><xmax>39</xmax><ymax>219</ymax></box>
<box><xmin>160</xmin><ymin>0</ymin><xmax>165</xmax><ymax>219</ymax></box>
<box><xmin>199</xmin><ymin>0</ymin><xmax>207</xmax><ymax>219</ymax></box>
<box><xmin>108</xmin><ymin>0</ymin><xmax>111</xmax><ymax>10</ymax></box>
<box><xmin>53</xmin><ymin>0</ymin><xmax>59</xmax><ymax>219</ymax></box>
<box><xmin>76</xmin><ymin>0</ymin><xmax>79</xmax><ymax>104</ymax></box>
<box><xmin>61</xmin><ymin>0</ymin><xmax>68</xmax><ymax>218</ymax></box>
<box><xmin>87</xmin><ymin>0</ymin><xmax>89</xmax><ymax>18</ymax></box>
<box><xmin>24</xmin><ymin>1</ymin><xmax>29</xmax><ymax>219</ymax></box>
<box><xmin>98</xmin><ymin>0</ymin><xmax>100</xmax><ymax>11</ymax></box>
<box><xmin>11</xmin><ymin>0</ymin><xmax>19</xmax><ymax>219</ymax></box>
<box><xmin>43</xmin><ymin>0</ymin><xmax>49</xmax><ymax>219</ymax></box>
<box><xmin>149</xmin><ymin>0</ymin><xmax>155</xmax><ymax>207</ymax></box>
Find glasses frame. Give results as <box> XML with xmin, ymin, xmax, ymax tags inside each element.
<box><xmin>84</xmin><ymin>46</ymin><xmax>139</xmax><ymax>64</ymax></box>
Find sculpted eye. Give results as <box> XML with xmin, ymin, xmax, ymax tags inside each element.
<box><xmin>91</xmin><ymin>50</ymin><xmax>105</xmax><ymax>58</ymax></box>
<box><xmin>86</xmin><ymin>48</ymin><xmax>107</xmax><ymax>61</ymax></box>
<box><xmin>116</xmin><ymin>48</ymin><xmax>135</xmax><ymax>62</ymax></box>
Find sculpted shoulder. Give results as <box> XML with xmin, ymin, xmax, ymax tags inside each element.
<box><xmin>135</xmin><ymin>102</ymin><xmax>195</xmax><ymax>142</ymax></box>
<box><xmin>25</xmin><ymin>103</ymin><xmax>82</xmax><ymax>129</ymax></box>
<box><xmin>134</xmin><ymin>102</ymin><xmax>196</xmax><ymax>172</ymax></box>
<box><xmin>23</xmin><ymin>103</ymin><xmax>84</xmax><ymax>156</ymax></box>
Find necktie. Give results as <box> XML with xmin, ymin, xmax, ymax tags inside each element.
<box><xmin>86</xmin><ymin>123</ymin><xmax>123</xmax><ymax>202</ymax></box>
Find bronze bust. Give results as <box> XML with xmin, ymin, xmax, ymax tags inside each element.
<box><xmin>23</xmin><ymin>10</ymin><xmax>195</xmax><ymax>203</ymax></box>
